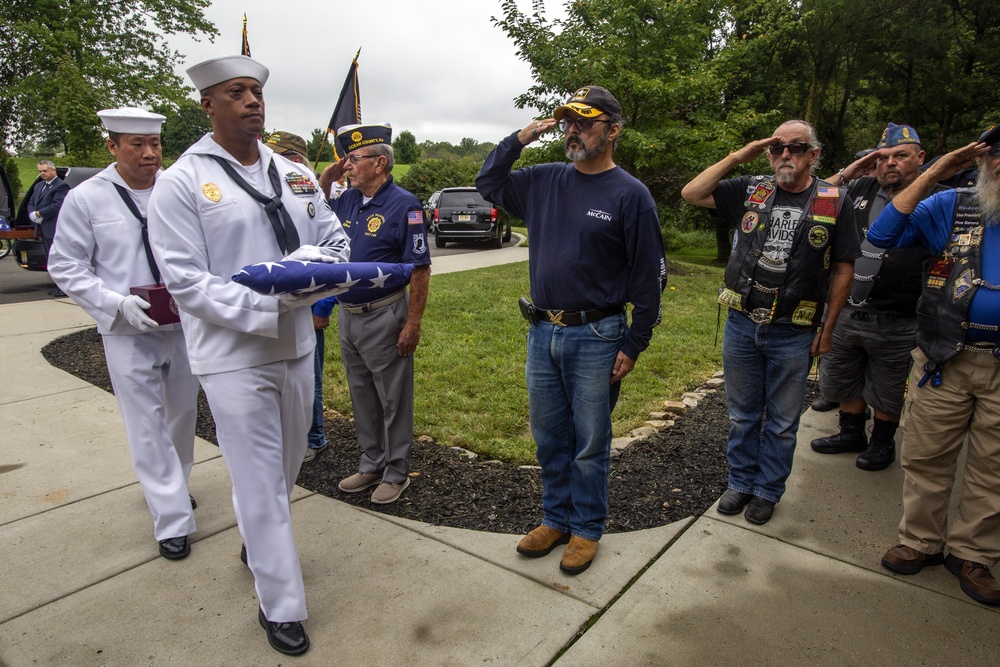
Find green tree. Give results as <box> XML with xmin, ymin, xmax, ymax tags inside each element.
<box><xmin>397</xmin><ymin>157</ymin><xmax>483</xmax><ymax>203</ymax></box>
<box><xmin>1</xmin><ymin>0</ymin><xmax>216</xmax><ymax>162</ymax></box>
<box><xmin>153</xmin><ymin>99</ymin><xmax>212</xmax><ymax>159</ymax></box>
<box><xmin>307</xmin><ymin>129</ymin><xmax>334</xmax><ymax>162</ymax></box>
<box><xmin>392</xmin><ymin>130</ymin><xmax>420</xmax><ymax>164</ymax></box>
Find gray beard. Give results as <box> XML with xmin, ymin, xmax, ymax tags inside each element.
<box><xmin>774</xmin><ymin>161</ymin><xmax>796</xmax><ymax>186</ymax></box>
<box><xmin>565</xmin><ymin>131</ymin><xmax>609</xmax><ymax>162</ymax></box>
<box><xmin>977</xmin><ymin>169</ymin><xmax>1000</xmax><ymax>224</ymax></box>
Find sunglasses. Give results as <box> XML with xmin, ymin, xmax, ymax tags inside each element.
<box><xmin>768</xmin><ymin>142</ymin><xmax>812</xmax><ymax>156</ymax></box>
<box><xmin>558</xmin><ymin>117</ymin><xmax>612</xmax><ymax>133</ymax></box>
<box><xmin>347</xmin><ymin>154</ymin><xmax>380</xmax><ymax>164</ymax></box>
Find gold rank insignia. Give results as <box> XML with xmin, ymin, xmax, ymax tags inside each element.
<box><xmin>202</xmin><ymin>182</ymin><xmax>221</xmax><ymax>202</ymax></box>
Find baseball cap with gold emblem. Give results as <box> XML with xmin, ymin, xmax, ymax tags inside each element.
<box><xmin>186</xmin><ymin>54</ymin><xmax>269</xmax><ymax>92</ymax></box>
<box><xmin>265</xmin><ymin>131</ymin><xmax>309</xmax><ymax>160</ymax></box>
<box><xmin>553</xmin><ymin>86</ymin><xmax>622</xmax><ymax>121</ymax></box>
<box><xmin>335</xmin><ymin>123</ymin><xmax>392</xmax><ymax>156</ymax></box>
<box><xmin>96</xmin><ymin>107</ymin><xmax>165</xmax><ymax>135</ymax></box>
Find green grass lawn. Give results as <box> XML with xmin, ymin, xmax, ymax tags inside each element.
<box><xmin>319</xmin><ymin>257</ymin><xmax>724</xmax><ymax>465</ymax></box>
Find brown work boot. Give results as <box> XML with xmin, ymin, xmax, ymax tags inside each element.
<box><xmin>881</xmin><ymin>544</ymin><xmax>945</xmax><ymax>575</ymax></box>
<box><xmin>560</xmin><ymin>536</ymin><xmax>599</xmax><ymax>575</ymax></box>
<box><xmin>945</xmin><ymin>554</ymin><xmax>1000</xmax><ymax>605</ymax></box>
<box><xmin>517</xmin><ymin>526</ymin><xmax>569</xmax><ymax>557</ymax></box>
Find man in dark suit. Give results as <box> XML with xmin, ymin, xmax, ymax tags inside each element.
<box><xmin>27</xmin><ymin>160</ymin><xmax>70</xmax><ymax>295</ymax></box>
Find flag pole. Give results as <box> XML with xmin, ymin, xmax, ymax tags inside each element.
<box><xmin>313</xmin><ymin>48</ymin><xmax>362</xmax><ymax>174</ymax></box>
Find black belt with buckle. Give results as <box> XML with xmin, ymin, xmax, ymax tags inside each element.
<box><xmin>518</xmin><ymin>297</ymin><xmax>624</xmax><ymax>327</ymax></box>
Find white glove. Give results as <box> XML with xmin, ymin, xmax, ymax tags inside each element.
<box><xmin>118</xmin><ymin>295</ymin><xmax>158</xmax><ymax>331</ymax></box>
<box><xmin>282</xmin><ymin>244</ymin><xmax>338</xmax><ymax>263</ymax></box>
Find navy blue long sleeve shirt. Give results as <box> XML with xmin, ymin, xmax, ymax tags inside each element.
<box><xmin>477</xmin><ymin>131</ymin><xmax>666</xmax><ymax>360</ymax></box>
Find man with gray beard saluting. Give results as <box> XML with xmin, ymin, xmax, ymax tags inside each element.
<box><xmin>869</xmin><ymin>126</ymin><xmax>1000</xmax><ymax>607</ymax></box>
<box><xmin>682</xmin><ymin>119</ymin><xmax>859</xmax><ymax>526</ymax></box>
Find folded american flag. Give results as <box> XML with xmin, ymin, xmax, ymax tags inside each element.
<box><xmin>232</xmin><ymin>260</ymin><xmax>414</xmax><ymax>301</ymax></box>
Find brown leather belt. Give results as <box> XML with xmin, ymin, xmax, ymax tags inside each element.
<box><xmin>340</xmin><ymin>290</ymin><xmax>405</xmax><ymax>314</ymax></box>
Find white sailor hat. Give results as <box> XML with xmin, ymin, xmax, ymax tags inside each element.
<box><xmin>187</xmin><ymin>55</ymin><xmax>269</xmax><ymax>92</ymax></box>
<box><xmin>96</xmin><ymin>107</ymin><xmax>166</xmax><ymax>135</ymax></box>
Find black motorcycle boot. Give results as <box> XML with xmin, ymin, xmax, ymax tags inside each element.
<box><xmin>810</xmin><ymin>411</ymin><xmax>868</xmax><ymax>454</ymax></box>
<box><xmin>856</xmin><ymin>418</ymin><xmax>897</xmax><ymax>471</ymax></box>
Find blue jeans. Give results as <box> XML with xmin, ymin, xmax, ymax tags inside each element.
<box><xmin>527</xmin><ymin>313</ymin><xmax>625</xmax><ymax>542</ymax></box>
<box><xmin>722</xmin><ymin>310</ymin><xmax>813</xmax><ymax>503</ymax></box>
<box><xmin>308</xmin><ymin>329</ymin><xmax>327</xmax><ymax>450</ymax></box>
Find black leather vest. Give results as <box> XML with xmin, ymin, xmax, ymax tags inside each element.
<box><xmin>915</xmin><ymin>189</ymin><xmax>987</xmax><ymax>367</ymax></box>
<box><xmin>721</xmin><ymin>177</ymin><xmax>845</xmax><ymax>327</ymax></box>
<box><xmin>849</xmin><ymin>177</ymin><xmax>931</xmax><ymax>314</ymax></box>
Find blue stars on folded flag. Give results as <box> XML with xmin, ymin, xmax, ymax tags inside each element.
<box><xmin>232</xmin><ymin>260</ymin><xmax>413</xmax><ymax>300</ymax></box>
<box><xmin>407</xmin><ymin>210</ymin><xmax>424</xmax><ymax>225</ymax></box>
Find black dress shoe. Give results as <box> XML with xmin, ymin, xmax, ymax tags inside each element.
<box><xmin>158</xmin><ymin>536</ymin><xmax>190</xmax><ymax>560</ymax></box>
<box><xmin>717</xmin><ymin>489</ymin><xmax>753</xmax><ymax>515</ymax></box>
<box><xmin>744</xmin><ymin>497</ymin><xmax>776</xmax><ymax>525</ymax></box>
<box><xmin>258</xmin><ymin>607</ymin><xmax>310</xmax><ymax>655</ymax></box>
<box><xmin>48</xmin><ymin>288</ymin><xmax>67</xmax><ymax>297</ymax></box>
<box><xmin>189</xmin><ymin>494</ymin><xmax>197</xmax><ymax>510</ymax></box>
<box><xmin>240</xmin><ymin>543</ymin><xmax>248</xmax><ymax>567</ymax></box>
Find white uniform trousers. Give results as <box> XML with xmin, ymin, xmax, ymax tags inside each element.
<box><xmin>198</xmin><ymin>354</ymin><xmax>312</xmax><ymax>622</ymax></box>
<box><xmin>338</xmin><ymin>296</ymin><xmax>414</xmax><ymax>485</ymax></box>
<box><xmin>102</xmin><ymin>330</ymin><xmax>199</xmax><ymax>541</ymax></box>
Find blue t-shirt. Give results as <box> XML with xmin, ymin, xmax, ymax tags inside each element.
<box><xmin>329</xmin><ymin>176</ymin><xmax>430</xmax><ymax>302</ymax></box>
<box><xmin>869</xmin><ymin>189</ymin><xmax>1000</xmax><ymax>341</ymax></box>
<box><xmin>477</xmin><ymin>131</ymin><xmax>667</xmax><ymax>360</ymax></box>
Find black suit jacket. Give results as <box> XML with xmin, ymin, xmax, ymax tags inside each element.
<box><xmin>27</xmin><ymin>176</ymin><xmax>70</xmax><ymax>235</ymax></box>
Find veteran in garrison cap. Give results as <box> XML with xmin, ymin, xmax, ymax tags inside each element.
<box><xmin>48</xmin><ymin>106</ymin><xmax>202</xmax><ymax>570</ymax></box>
<box><xmin>809</xmin><ymin>122</ymin><xmax>938</xmax><ymax>474</ymax></box>
<box><xmin>318</xmin><ymin>122</ymin><xmax>431</xmax><ymax>506</ymax></box>
<box><xmin>867</xmin><ymin>124</ymin><xmax>1000</xmax><ymax>606</ymax></box>
<box><xmin>147</xmin><ymin>53</ymin><xmax>350</xmax><ymax>657</ymax></box>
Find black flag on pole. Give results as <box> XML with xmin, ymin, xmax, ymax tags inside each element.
<box><xmin>241</xmin><ymin>14</ymin><xmax>251</xmax><ymax>56</ymax></box>
<box><xmin>326</xmin><ymin>49</ymin><xmax>362</xmax><ymax>160</ymax></box>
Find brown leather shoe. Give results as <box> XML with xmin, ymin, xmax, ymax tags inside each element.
<box><xmin>560</xmin><ymin>536</ymin><xmax>599</xmax><ymax>575</ymax></box>
<box><xmin>881</xmin><ymin>544</ymin><xmax>945</xmax><ymax>575</ymax></box>
<box><xmin>945</xmin><ymin>554</ymin><xmax>1000</xmax><ymax>605</ymax></box>
<box><xmin>517</xmin><ymin>526</ymin><xmax>569</xmax><ymax>557</ymax></box>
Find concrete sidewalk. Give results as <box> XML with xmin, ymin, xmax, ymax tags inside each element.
<box><xmin>2</xmin><ymin>250</ymin><xmax>997</xmax><ymax>665</ymax></box>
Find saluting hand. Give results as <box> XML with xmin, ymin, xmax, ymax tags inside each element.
<box><xmin>517</xmin><ymin>118</ymin><xmax>558</xmax><ymax>146</ymax></box>
<box><xmin>730</xmin><ymin>136</ymin><xmax>781</xmax><ymax>165</ymax></box>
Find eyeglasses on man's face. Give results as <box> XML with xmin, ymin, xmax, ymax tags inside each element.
<box><xmin>768</xmin><ymin>142</ymin><xmax>812</xmax><ymax>156</ymax></box>
<box><xmin>347</xmin><ymin>154</ymin><xmax>380</xmax><ymax>164</ymax></box>
<box><xmin>558</xmin><ymin>117</ymin><xmax>611</xmax><ymax>133</ymax></box>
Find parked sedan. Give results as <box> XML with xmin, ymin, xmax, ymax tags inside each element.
<box><xmin>431</xmin><ymin>187</ymin><xmax>503</xmax><ymax>249</ymax></box>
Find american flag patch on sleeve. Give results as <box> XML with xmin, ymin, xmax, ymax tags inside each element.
<box><xmin>407</xmin><ymin>210</ymin><xmax>424</xmax><ymax>225</ymax></box>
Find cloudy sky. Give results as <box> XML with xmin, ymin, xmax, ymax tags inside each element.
<box><xmin>166</xmin><ymin>0</ymin><xmax>565</xmax><ymax>145</ymax></box>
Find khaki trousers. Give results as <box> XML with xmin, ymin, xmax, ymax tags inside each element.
<box><xmin>898</xmin><ymin>348</ymin><xmax>1000</xmax><ymax>566</ymax></box>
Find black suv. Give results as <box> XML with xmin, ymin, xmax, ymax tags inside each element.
<box><xmin>431</xmin><ymin>187</ymin><xmax>509</xmax><ymax>249</ymax></box>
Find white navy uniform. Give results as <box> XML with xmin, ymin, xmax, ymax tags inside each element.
<box><xmin>48</xmin><ymin>164</ymin><xmax>199</xmax><ymax>542</ymax></box>
<box><xmin>148</xmin><ymin>134</ymin><xmax>349</xmax><ymax>622</ymax></box>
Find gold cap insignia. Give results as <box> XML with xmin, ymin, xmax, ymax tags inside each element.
<box><xmin>351</xmin><ymin>131</ymin><xmax>363</xmax><ymax>143</ymax></box>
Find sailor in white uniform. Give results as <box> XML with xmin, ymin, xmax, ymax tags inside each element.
<box><xmin>147</xmin><ymin>55</ymin><xmax>349</xmax><ymax>657</ymax></box>
<box><xmin>48</xmin><ymin>107</ymin><xmax>200</xmax><ymax>561</ymax></box>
